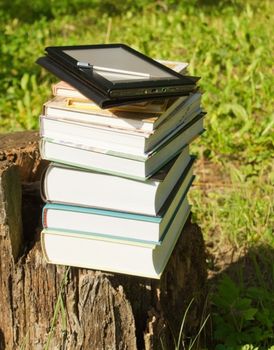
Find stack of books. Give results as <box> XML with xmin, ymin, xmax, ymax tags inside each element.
<box><xmin>39</xmin><ymin>59</ymin><xmax>205</xmax><ymax>279</ymax></box>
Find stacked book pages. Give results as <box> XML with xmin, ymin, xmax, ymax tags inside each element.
<box><xmin>39</xmin><ymin>59</ymin><xmax>205</xmax><ymax>279</ymax></box>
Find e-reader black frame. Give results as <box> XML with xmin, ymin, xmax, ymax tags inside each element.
<box><xmin>45</xmin><ymin>43</ymin><xmax>196</xmax><ymax>99</ymax></box>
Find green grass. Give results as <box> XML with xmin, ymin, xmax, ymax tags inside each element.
<box><xmin>190</xmin><ymin>166</ymin><xmax>273</xmax><ymax>248</ymax></box>
<box><xmin>1</xmin><ymin>0</ymin><xmax>273</xmax><ymax>348</ymax></box>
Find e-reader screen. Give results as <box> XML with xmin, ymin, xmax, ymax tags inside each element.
<box><xmin>62</xmin><ymin>47</ymin><xmax>179</xmax><ymax>82</ymax></box>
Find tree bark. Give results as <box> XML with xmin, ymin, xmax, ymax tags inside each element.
<box><xmin>0</xmin><ymin>131</ymin><xmax>208</xmax><ymax>350</ymax></box>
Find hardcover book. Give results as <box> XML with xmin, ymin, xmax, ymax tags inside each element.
<box><xmin>41</xmin><ymin>198</ymin><xmax>191</xmax><ymax>279</ymax></box>
<box><xmin>42</xmin><ymin>169</ymin><xmax>193</xmax><ymax>242</ymax></box>
<box><xmin>41</xmin><ymin>152</ymin><xmax>194</xmax><ymax>216</ymax></box>
<box><xmin>40</xmin><ymin>112</ymin><xmax>205</xmax><ymax>179</ymax></box>
<box><xmin>42</xmin><ymin>92</ymin><xmax>201</xmax><ymax>134</ymax></box>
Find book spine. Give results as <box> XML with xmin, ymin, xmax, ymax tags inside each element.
<box><xmin>42</xmin><ymin>207</ymin><xmax>48</xmax><ymax>228</ymax></box>
<box><xmin>40</xmin><ymin>231</ymin><xmax>51</xmax><ymax>263</ymax></box>
<box><xmin>40</xmin><ymin>162</ymin><xmax>52</xmax><ymax>202</ymax></box>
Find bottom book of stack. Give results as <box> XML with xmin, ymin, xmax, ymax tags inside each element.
<box><xmin>41</xmin><ymin>204</ymin><xmax>190</xmax><ymax>279</ymax></box>
<box><xmin>41</xmin><ymin>160</ymin><xmax>194</xmax><ymax>279</ymax></box>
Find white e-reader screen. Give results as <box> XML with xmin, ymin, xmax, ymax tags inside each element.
<box><xmin>63</xmin><ymin>47</ymin><xmax>178</xmax><ymax>82</ymax></box>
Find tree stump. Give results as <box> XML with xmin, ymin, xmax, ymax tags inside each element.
<box><xmin>0</xmin><ymin>131</ymin><xmax>207</xmax><ymax>350</ymax></box>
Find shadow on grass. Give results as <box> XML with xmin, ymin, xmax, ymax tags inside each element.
<box><xmin>1</xmin><ymin>0</ymin><xmax>245</xmax><ymax>24</ymax></box>
<box><xmin>207</xmin><ymin>244</ymin><xmax>274</xmax><ymax>349</ymax></box>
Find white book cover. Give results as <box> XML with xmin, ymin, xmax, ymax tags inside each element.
<box><xmin>42</xmin><ymin>159</ymin><xmax>194</xmax><ymax>244</ymax></box>
<box><xmin>40</xmin><ymin>112</ymin><xmax>205</xmax><ymax>179</ymax></box>
<box><xmin>41</xmin><ymin>202</ymin><xmax>191</xmax><ymax>279</ymax></box>
<box><xmin>42</xmin><ymin>146</ymin><xmax>192</xmax><ymax>215</ymax></box>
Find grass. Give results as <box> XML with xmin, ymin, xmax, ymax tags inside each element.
<box><xmin>1</xmin><ymin>0</ymin><xmax>273</xmax><ymax>348</ymax></box>
<box><xmin>190</xmin><ymin>167</ymin><xmax>273</xmax><ymax>248</ymax></box>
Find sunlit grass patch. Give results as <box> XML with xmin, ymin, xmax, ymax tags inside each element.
<box><xmin>190</xmin><ymin>163</ymin><xmax>273</xmax><ymax>248</ymax></box>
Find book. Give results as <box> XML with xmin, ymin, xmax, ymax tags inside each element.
<box><xmin>42</xmin><ymin>150</ymin><xmax>193</xmax><ymax>215</ymax></box>
<box><xmin>51</xmin><ymin>59</ymin><xmax>188</xmax><ymax>101</ymax></box>
<box><xmin>40</xmin><ymin>112</ymin><xmax>205</xmax><ymax>179</ymax></box>
<box><xmin>41</xmin><ymin>197</ymin><xmax>191</xmax><ymax>279</ymax></box>
<box><xmin>65</xmin><ymin>97</ymin><xmax>171</xmax><ymax>114</ymax></box>
<box><xmin>43</xmin><ymin>92</ymin><xmax>201</xmax><ymax>133</ymax></box>
<box><xmin>40</xmin><ymin>106</ymin><xmax>203</xmax><ymax>158</ymax></box>
<box><xmin>42</xmin><ymin>165</ymin><xmax>193</xmax><ymax>242</ymax></box>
